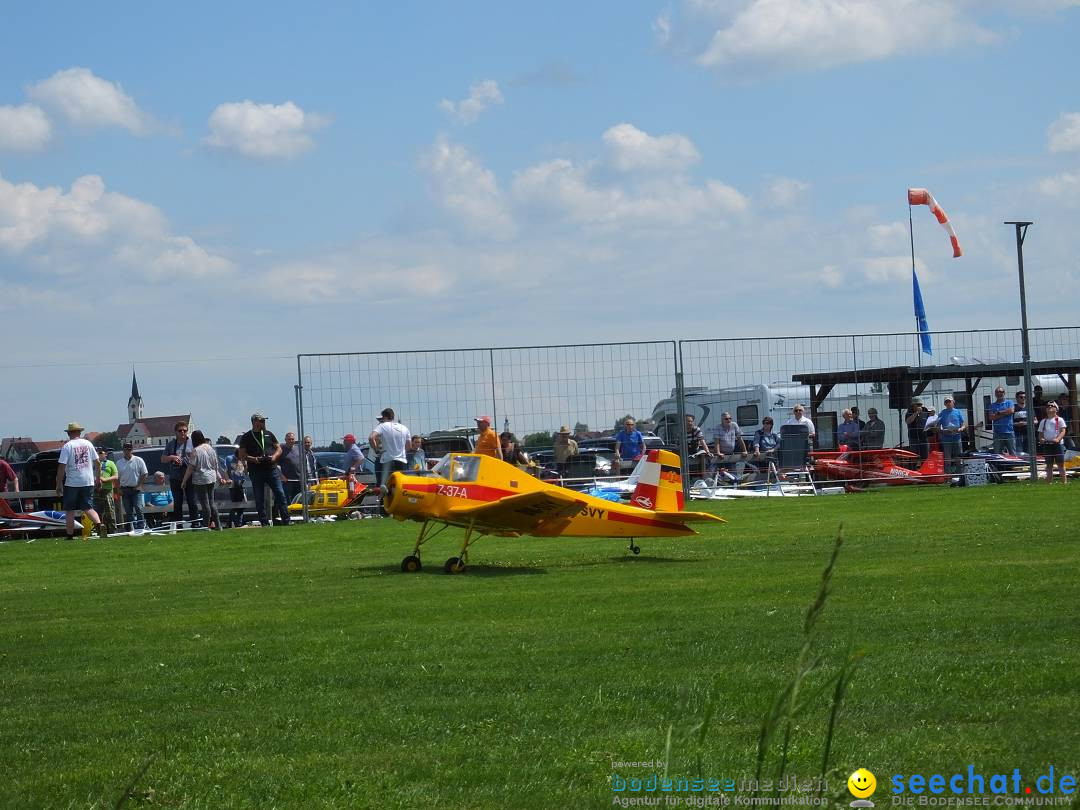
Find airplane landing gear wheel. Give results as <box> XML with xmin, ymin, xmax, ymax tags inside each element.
<box><xmin>444</xmin><ymin>556</ymin><xmax>466</xmax><ymax>574</ymax></box>
<box><xmin>401</xmin><ymin>555</ymin><xmax>422</xmax><ymax>572</ymax></box>
<box><xmin>629</xmin><ymin>540</ymin><xmax>641</xmax><ymax>555</ymax></box>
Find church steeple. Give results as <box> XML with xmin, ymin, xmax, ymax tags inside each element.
<box><xmin>128</xmin><ymin>370</ymin><xmax>144</xmax><ymax>423</ymax></box>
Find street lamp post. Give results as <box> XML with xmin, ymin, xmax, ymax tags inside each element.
<box><xmin>1004</xmin><ymin>221</ymin><xmax>1037</xmax><ymax>483</ymax></box>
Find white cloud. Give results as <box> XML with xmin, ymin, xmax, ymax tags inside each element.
<box><xmin>263</xmin><ymin>257</ymin><xmax>454</xmax><ymax>304</ymax></box>
<box><xmin>0</xmin><ymin>171</ymin><xmax>233</xmax><ymax>279</ymax></box>
<box><xmin>438</xmin><ymin>80</ymin><xmax>504</xmax><ymax>125</ymax></box>
<box><xmin>862</xmin><ymin>255</ymin><xmax>925</xmax><ymax>284</ymax></box>
<box><xmin>0</xmin><ymin>104</ymin><xmax>52</xmax><ymax>151</ymax></box>
<box><xmin>419</xmin><ymin>136</ymin><xmax>517</xmax><ymax>238</ymax></box>
<box><xmin>1038</xmin><ymin>172</ymin><xmax>1080</xmax><ymax>198</ymax></box>
<box><xmin>1048</xmin><ymin>112</ymin><xmax>1080</xmax><ymax>153</ymax></box>
<box><xmin>202</xmin><ymin>100</ymin><xmax>328</xmax><ymax>159</ymax></box>
<box><xmin>602</xmin><ymin>123</ymin><xmax>701</xmax><ymax>173</ymax></box>
<box><xmin>820</xmin><ymin>264</ymin><xmax>843</xmax><ymax>288</ymax></box>
<box><xmin>665</xmin><ymin>0</ymin><xmax>995</xmax><ymax>78</ymax></box>
<box><xmin>867</xmin><ymin>222</ymin><xmax>908</xmax><ymax>252</ymax></box>
<box><xmin>761</xmin><ymin>176</ymin><xmax>810</xmax><ymax>208</ymax></box>
<box><xmin>28</xmin><ymin>67</ymin><xmax>154</xmax><ymax>134</ymax></box>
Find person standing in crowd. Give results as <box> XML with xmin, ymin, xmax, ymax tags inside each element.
<box><xmin>905</xmin><ymin>398</ymin><xmax>930</xmax><ymax>460</ymax></box>
<box><xmin>342</xmin><ymin>433</ymin><xmax>366</xmax><ymax>480</ymax></box>
<box><xmin>1013</xmin><ymin>390</ymin><xmax>1029</xmax><ymax>453</ymax></box>
<box><xmin>863</xmin><ymin>408</ymin><xmax>886</xmax><ymax>450</ymax></box>
<box><xmin>500</xmin><ymin>433</ymin><xmax>531</xmax><ymax>469</ymax></box>
<box><xmin>369</xmin><ymin>407</ymin><xmax>411</xmax><ymax>486</ymax></box>
<box><xmin>988</xmin><ymin>387</ymin><xmax>1016</xmax><ymax>455</ymax></box>
<box><xmin>685</xmin><ymin>414</ymin><xmax>711</xmax><ymax>477</ymax></box>
<box><xmin>850</xmin><ymin>406</ymin><xmax>867</xmax><ymax>431</ymax></box>
<box><xmin>181</xmin><ymin>430</ymin><xmax>228</xmax><ymax>530</ymax></box>
<box><xmin>55</xmin><ymin>422</ymin><xmax>102</xmax><ymax>540</ymax></box>
<box><xmin>0</xmin><ymin>456</ymin><xmax>19</xmax><ymax>511</ymax></box>
<box><xmin>406</xmin><ymin>435</ymin><xmax>426</xmax><ymax>471</ymax></box>
<box><xmin>553</xmin><ymin>426</ymin><xmax>579</xmax><ymax>476</ymax></box>
<box><xmin>278</xmin><ymin>432</ymin><xmax>303</xmax><ymax>504</ymax></box>
<box><xmin>238</xmin><ymin>412</ymin><xmax>290</xmax><ymax>527</ymax></box>
<box><xmin>713</xmin><ymin>412</ymin><xmax>747</xmax><ymax>476</ymax></box>
<box><xmin>225</xmin><ymin>448</ymin><xmax>248</xmax><ymax>528</ymax></box>
<box><xmin>1055</xmin><ymin>393</ymin><xmax>1075</xmax><ymax>450</ymax></box>
<box><xmin>751</xmin><ymin>417</ymin><xmax>780</xmax><ymax>464</ymax></box>
<box><xmin>116</xmin><ymin>441</ymin><xmax>148</xmax><ymax>531</ymax></box>
<box><xmin>936</xmin><ymin>396</ymin><xmax>966</xmax><ymax>481</ymax></box>
<box><xmin>301</xmin><ymin>435</ymin><xmax>318</xmax><ymax>481</ymax></box>
<box><xmin>162</xmin><ymin>422</ymin><xmax>198</xmax><ymax>524</ymax></box>
<box><xmin>94</xmin><ymin>446</ymin><xmax>119</xmax><ymax>537</ymax></box>
<box><xmin>613</xmin><ymin>418</ymin><xmax>645</xmax><ymax>472</ymax></box>
<box><xmin>783</xmin><ymin>405</ymin><xmax>816</xmax><ymax>446</ymax></box>
<box><xmin>1037</xmin><ymin>402</ymin><xmax>1068</xmax><ymax>484</ymax></box>
<box><xmin>473</xmin><ymin>415</ymin><xmax>502</xmax><ymax>459</ymax></box>
<box><xmin>837</xmin><ymin>409</ymin><xmax>861</xmax><ymax>450</ymax></box>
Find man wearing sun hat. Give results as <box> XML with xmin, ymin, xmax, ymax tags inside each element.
<box><xmin>55</xmin><ymin>421</ymin><xmax>103</xmax><ymax>540</ymax></box>
<box><xmin>473</xmin><ymin>415</ymin><xmax>502</xmax><ymax>460</ymax></box>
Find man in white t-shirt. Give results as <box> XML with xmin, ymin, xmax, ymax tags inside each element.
<box><xmin>55</xmin><ymin>421</ymin><xmax>103</xmax><ymax>539</ymax></box>
<box><xmin>369</xmin><ymin>407</ymin><xmax>412</xmax><ymax>487</ymax></box>
<box><xmin>782</xmin><ymin>404</ymin><xmax>817</xmax><ymax>447</ymax></box>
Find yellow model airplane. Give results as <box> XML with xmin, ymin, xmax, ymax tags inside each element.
<box><xmin>385</xmin><ymin>449</ymin><xmax>725</xmax><ymax>573</ymax></box>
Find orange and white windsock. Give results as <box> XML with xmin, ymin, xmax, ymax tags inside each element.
<box><xmin>908</xmin><ymin>188</ymin><xmax>962</xmax><ymax>258</ymax></box>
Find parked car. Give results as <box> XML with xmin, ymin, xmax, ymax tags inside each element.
<box><xmin>528</xmin><ymin>447</ymin><xmax>614</xmax><ymax>478</ymax></box>
<box><xmin>423</xmin><ymin>428</ymin><xmax>476</xmax><ymax>459</ymax></box>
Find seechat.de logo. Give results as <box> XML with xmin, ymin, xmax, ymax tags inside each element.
<box><xmin>849</xmin><ymin>769</ymin><xmax>878</xmax><ymax>808</ymax></box>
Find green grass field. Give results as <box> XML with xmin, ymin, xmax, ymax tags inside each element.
<box><xmin>2</xmin><ymin>484</ymin><xmax>1078</xmax><ymax>809</ymax></box>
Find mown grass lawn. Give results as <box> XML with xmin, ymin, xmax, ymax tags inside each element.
<box><xmin>1</xmin><ymin>483</ymin><xmax>1078</xmax><ymax>809</ymax></box>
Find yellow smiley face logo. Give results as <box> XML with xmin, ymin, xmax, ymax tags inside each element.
<box><xmin>848</xmin><ymin>769</ymin><xmax>877</xmax><ymax>798</ymax></box>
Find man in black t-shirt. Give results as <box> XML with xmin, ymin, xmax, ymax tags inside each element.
<box><xmin>237</xmin><ymin>411</ymin><xmax>291</xmax><ymax>527</ymax></box>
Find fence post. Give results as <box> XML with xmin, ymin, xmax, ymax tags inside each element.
<box><xmin>675</xmin><ymin>342</ymin><xmax>689</xmax><ymax>500</ymax></box>
<box><xmin>295</xmin><ymin>358</ymin><xmax>308</xmax><ymax>524</ymax></box>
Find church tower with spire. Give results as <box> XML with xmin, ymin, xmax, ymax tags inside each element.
<box><xmin>128</xmin><ymin>371</ymin><xmax>144</xmax><ymax>423</ymax></box>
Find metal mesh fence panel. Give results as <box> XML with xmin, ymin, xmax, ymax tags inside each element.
<box><xmin>298</xmin><ymin>342</ymin><xmax>677</xmax><ymax>456</ymax></box>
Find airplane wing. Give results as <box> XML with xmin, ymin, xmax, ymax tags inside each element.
<box><xmin>446</xmin><ymin>490</ymin><xmax>586</xmax><ymax>534</ymax></box>
<box><xmin>838</xmin><ymin>448</ymin><xmax>920</xmax><ymax>461</ymax></box>
<box><xmin>651</xmin><ymin>510</ymin><xmax>726</xmax><ymax>524</ymax></box>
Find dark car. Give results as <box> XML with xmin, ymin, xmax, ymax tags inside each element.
<box><xmin>529</xmin><ymin>447</ymin><xmax>614</xmax><ymax>478</ymax></box>
<box><xmin>423</xmin><ymin>429</ymin><xmax>476</xmax><ymax>460</ymax></box>
<box><xmin>22</xmin><ymin>450</ymin><xmax>62</xmax><ymax>506</ymax></box>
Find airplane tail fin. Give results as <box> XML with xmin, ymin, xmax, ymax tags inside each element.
<box><xmin>630</xmin><ymin>449</ymin><xmax>685</xmax><ymax>511</ymax></box>
<box><xmin>919</xmin><ymin>449</ymin><xmax>945</xmax><ymax>480</ymax></box>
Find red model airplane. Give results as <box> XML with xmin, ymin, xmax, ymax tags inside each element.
<box><xmin>812</xmin><ymin>447</ymin><xmax>946</xmax><ymax>487</ymax></box>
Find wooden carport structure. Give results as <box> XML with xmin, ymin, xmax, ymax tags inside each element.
<box><xmin>791</xmin><ymin>359</ymin><xmax>1080</xmax><ymax>446</ymax></box>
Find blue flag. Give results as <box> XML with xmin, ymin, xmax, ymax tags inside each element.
<box><xmin>912</xmin><ymin>268</ymin><xmax>932</xmax><ymax>356</ymax></box>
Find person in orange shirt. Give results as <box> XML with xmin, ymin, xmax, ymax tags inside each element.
<box><xmin>473</xmin><ymin>415</ymin><xmax>503</xmax><ymax>460</ymax></box>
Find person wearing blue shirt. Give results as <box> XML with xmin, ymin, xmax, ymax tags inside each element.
<box><xmin>936</xmin><ymin>396</ymin><xmax>966</xmax><ymax>478</ymax></box>
<box><xmin>988</xmin><ymin>387</ymin><xmax>1016</xmax><ymax>455</ymax></box>
<box><xmin>613</xmin><ymin>418</ymin><xmax>645</xmax><ymax>472</ymax></box>
<box><xmin>837</xmin><ymin>410</ymin><xmax>861</xmax><ymax>450</ymax></box>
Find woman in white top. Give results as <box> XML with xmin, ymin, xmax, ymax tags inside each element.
<box><xmin>181</xmin><ymin>430</ymin><xmax>229</xmax><ymax>529</ymax></box>
<box><xmin>1037</xmin><ymin>402</ymin><xmax>1068</xmax><ymax>484</ymax></box>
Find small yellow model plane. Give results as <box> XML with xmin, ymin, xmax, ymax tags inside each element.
<box><xmin>385</xmin><ymin>449</ymin><xmax>725</xmax><ymax>573</ymax></box>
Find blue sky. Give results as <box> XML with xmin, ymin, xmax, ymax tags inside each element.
<box><xmin>3</xmin><ymin>1</ymin><xmax>1079</xmax><ymax>443</ymax></box>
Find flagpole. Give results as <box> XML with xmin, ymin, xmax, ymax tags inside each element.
<box><xmin>909</xmin><ymin>204</ymin><xmax>920</xmax><ymax>371</ymax></box>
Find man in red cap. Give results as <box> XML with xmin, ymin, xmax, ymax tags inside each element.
<box><xmin>342</xmin><ymin>433</ymin><xmax>366</xmax><ymax>480</ymax></box>
<box><xmin>474</xmin><ymin>415</ymin><xmax>502</xmax><ymax>460</ymax></box>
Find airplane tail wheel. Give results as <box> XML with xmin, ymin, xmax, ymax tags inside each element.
<box><xmin>629</xmin><ymin>541</ymin><xmax>641</xmax><ymax>555</ymax></box>
<box><xmin>444</xmin><ymin>556</ymin><xmax>465</xmax><ymax>574</ymax></box>
<box><xmin>401</xmin><ymin>555</ymin><xmax>422</xmax><ymax>573</ymax></box>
